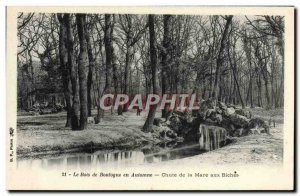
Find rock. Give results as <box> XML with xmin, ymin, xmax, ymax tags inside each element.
<box><xmin>229</xmin><ymin>124</ymin><xmax>236</xmax><ymax>132</ymax></box>
<box><xmin>152</xmin><ymin>125</ymin><xmax>170</xmax><ymax>137</ymax></box>
<box><xmin>249</xmin><ymin>127</ymin><xmax>265</xmax><ymax>134</ymax></box>
<box><xmin>235</xmin><ymin>109</ymin><xmax>251</xmax><ymax>118</ymax></box>
<box><xmin>151</xmin><ymin>98</ymin><xmax>270</xmax><ymax>143</ymax></box>
<box><xmin>218</xmin><ymin>102</ymin><xmax>227</xmax><ymax>110</ymax></box>
<box><xmin>205</xmin><ymin>109</ymin><xmax>217</xmax><ymax>120</ymax></box>
<box><xmin>184</xmin><ymin>112</ymin><xmax>193</xmax><ymax>123</ymax></box>
<box><xmin>168</xmin><ymin>115</ymin><xmax>183</xmax><ymax>132</ymax></box>
<box><xmin>152</xmin><ymin>125</ymin><xmax>178</xmax><ymax>141</ymax></box>
<box><xmin>153</xmin><ymin>118</ymin><xmax>163</xmax><ymax>127</ymax></box>
<box><xmin>187</xmin><ymin>117</ymin><xmax>197</xmax><ymax>125</ymax></box>
<box><xmin>225</xmin><ymin>107</ymin><xmax>235</xmax><ymax>116</ymax></box>
<box><xmin>200</xmin><ymin>99</ymin><xmax>215</xmax><ymax>110</ymax></box>
<box><xmin>233</xmin><ymin>128</ymin><xmax>247</xmax><ymax>137</ymax></box>
<box><xmin>159</xmin><ymin>130</ymin><xmax>166</xmax><ymax>138</ymax></box>
<box><xmin>218</xmin><ymin>118</ymin><xmax>236</xmax><ymax>136</ymax></box>
<box><xmin>227</xmin><ymin>104</ymin><xmax>237</xmax><ymax>109</ymax></box>
<box><xmin>165</xmin><ymin>110</ymin><xmax>174</xmax><ymax>119</ymax></box>
<box><xmin>216</xmin><ymin>114</ymin><xmax>223</xmax><ymax>124</ymax></box>
<box><xmin>247</xmin><ymin>111</ymin><xmax>252</xmax><ymax>119</ymax></box>
<box><xmin>151</xmin><ymin>125</ymin><xmax>161</xmax><ymax>133</ymax></box>
<box><xmin>206</xmin><ymin>108</ymin><xmax>215</xmax><ymax>116</ymax></box>
<box><xmin>248</xmin><ymin>118</ymin><xmax>270</xmax><ymax>134</ymax></box>
<box><xmin>216</xmin><ymin>107</ymin><xmax>223</xmax><ymax>113</ymax></box>
<box><xmin>229</xmin><ymin>114</ymin><xmax>249</xmax><ymax>128</ymax></box>
<box><xmin>197</xmin><ymin>111</ymin><xmax>206</xmax><ymax>121</ymax></box>
<box><xmin>225</xmin><ymin>136</ymin><xmax>237</xmax><ymax>144</ymax></box>
<box><xmin>166</xmin><ymin>129</ymin><xmax>178</xmax><ymax>139</ymax></box>
<box><xmin>205</xmin><ymin>118</ymin><xmax>216</xmax><ymax>124</ymax></box>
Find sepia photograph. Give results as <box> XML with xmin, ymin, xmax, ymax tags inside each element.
<box><xmin>6</xmin><ymin>6</ymin><xmax>295</xmax><ymax>191</ymax></box>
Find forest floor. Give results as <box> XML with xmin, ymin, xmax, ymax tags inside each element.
<box><xmin>16</xmin><ymin>110</ymin><xmax>157</xmax><ymax>157</ymax></box>
<box><xmin>159</xmin><ymin>107</ymin><xmax>284</xmax><ymax>166</ymax></box>
<box><xmin>17</xmin><ymin>107</ymin><xmax>284</xmax><ymax>166</ymax></box>
<box><xmin>162</xmin><ymin>124</ymin><xmax>283</xmax><ymax>167</ymax></box>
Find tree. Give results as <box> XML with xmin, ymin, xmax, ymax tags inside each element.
<box><xmin>245</xmin><ymin>15</ymin><xmax>284</xmax><ymax>108</ymax></box>
<box><xmin>161</xmin><ymin>15</ymin><xmax>173</xmax><ymax>118</ymax></box>
<box><xmin>211</xmin><ymin>15</ymin><xmax>233</xmax><ymax>102</ymax></box>
<box><xmin>85</xmin><ymin>15</ymin><xmax>96</xmax><ymax>117</ymax></box>
<box><xmin>242</xmin><ymin>30</ymin><xmax>254</xmax><ymax>108</ymax></box>
<box><xmin>227</xmin><ymin>31</ymin><xmax>245</xmax><ymax>108</ymax></box>
<box><xmin>66</xmin><ymin>14</ymin><xmax>80</xmax><ymax>130</ymax></box>
<box><xmin>76</xmin><ymin>14</ymin><xmax>89</xmax><ymax>130</ymax></box>
<box><xmin>118</xmin><ymin>15</ymin><xmax>148</xmax><ymax>112</ymax></box>
<box><xmin>143</xmin><ymin>15</ymin><xmax>159</xmax><ymax>133</ymax></box>
<box><xmin>18</xmin><ymin>13</ymin><xmax>45</xmax><ymax>110</ymax></box>
<box><xmin>95</xmin><ymin>14</ymin><xmax>114</xmax><ymax>123</ymax></box>
<box><xmin>57</xmin><ymin>14</ymin><xmax>72</xmax><ymax>127</ymax></box>
<box><xmin>18</xmin><ymin>13</ymin><xmax>286</xmax><ymax>132</ymax></box>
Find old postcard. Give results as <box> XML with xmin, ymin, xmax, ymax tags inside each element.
<box><xmin>6</xmin><ymin>6</ymin><xmax>294</xmax><ymax>190</ymax></box>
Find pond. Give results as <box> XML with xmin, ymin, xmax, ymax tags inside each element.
<box><xmin>16</xmin><ymin>142</ymin><xmax>210</xmax><ymax>170</ymax></box>
<box><xmin>17</xmin><ymin>125</ymin><xmax>230</xmax><ymax>170</ymax></box>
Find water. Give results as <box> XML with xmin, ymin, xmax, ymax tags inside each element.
<box><xmin>17</xmin><ymin>143</ymin><xmax>206</xmax><ymax>170</ymax></box>
<box><xmin>199</xmin><ymin>124</ymin><xmax>227</xmax><ymax>151</ymax></box>
<box><xmin>17</xmin><ymin>125</ymin><xmax>230</xmax><ymax>170</ymax></box>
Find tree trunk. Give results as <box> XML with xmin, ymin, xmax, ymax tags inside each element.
<box><xmin>122</xmin><ymin>16</ymin><xmax>134</xmax><ymax>112</ymax></box>
<box><xmin>86</xmin><ymin>24</ymin><xmax>95</xmax><ymax>117</ymax></box>
<box><xmin>143</xmin><ymin>15</ymin><xmax>159</xmax><ymax>133</ymax></box>
<box><xmin>249</xmin><ymin>76</ymin><xmax>254</xmax><ymax>108</ymax></box>
<box><xmin>110</xmin><ymin>16</ymin><xmax>120</xmax><ymax>115</ymax></box>
<box><xmin>262</xmin><ymin>66</ymin><xmax>270</xmax><ymax>109</ymax></box>
<box><xmin>277</xmin><ymin>38</ymin><xmax>284</xmax><ymax>107</ymax></box>
<box><xmin>257</xmin><ymin>71</ymin><xmax>262</xmax><ymax>107</ymax></box>
<box><xmin>66</xmin><ymin>14</ymin><xmax>80</xmax><ymax>130</ymax></box>
<box><xmin>161</xmin><ymin>15</ymin><xmax>172</xmax><ymax>118</ymax></box>
<box><xmin>57</xmin><ymin>14</ymin><xmax>72</xmax><ymax>127</ymax></box>
<box><xmin>227</xmin><ymin>43</ymin><xmax>245</xmax><ymax>108</ymax></box>
<box><xmin>123</xmin><ymin>46</ymin><xmax>133</xmax><ymax>112</ymax></box>
<box><xmin>232</xmin><ymin>81</ymin><xmax>236</xmax><ymax>105</ymax></box>
<box><xmin>103</xmin><ymin>14</ymin><xmax>113</xmax><ymax>95</ymax></box>
<box><xmin>76</xmin><ymin>14</ymin><xmax>88</xmax><ymax>130</ymax></box>
<box><xmin>243</xmin><ymin>37</ymin><xmax>254</xmax><ymax>108</ymax></box>
<box><xmin>212</xmin><ymin>15</ymin><xmax>233</xmax><ymax>101</ymax></box>
<box><xmin>111</xmin><ymin>16</ymin><xmax>118</xmax><ymax>94</ymax></box>
<box><xmin>96</xmin><ymin>14</ymin><xmax>113</xmax><ymax>122</ymax></box>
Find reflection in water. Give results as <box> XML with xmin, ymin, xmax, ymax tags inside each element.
<box><xmin>17</xmin><ymin>124</ymin><xmax>231</xmax><ymax>170</ymax></box>
<box><xmin>17</xmin><ymin>143</ymin><xmax>204</xmax><ymax>170</ymax></box>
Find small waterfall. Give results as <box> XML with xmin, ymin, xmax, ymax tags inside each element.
<box><xmin>199</xmin><ymin>124</ymin><xmax>227</xmax><ymax>151</ymax></box>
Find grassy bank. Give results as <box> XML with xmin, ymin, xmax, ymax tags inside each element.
<box><xmin>17</xmin><ymin>111</ymin><xmax>158</xmax><ymax>157</ymax></box>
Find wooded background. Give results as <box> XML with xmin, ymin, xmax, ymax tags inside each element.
<box><xmin>17</xmin><ymin>13</ymin><xmax>284</xmax><ymax>131</ymax></box>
